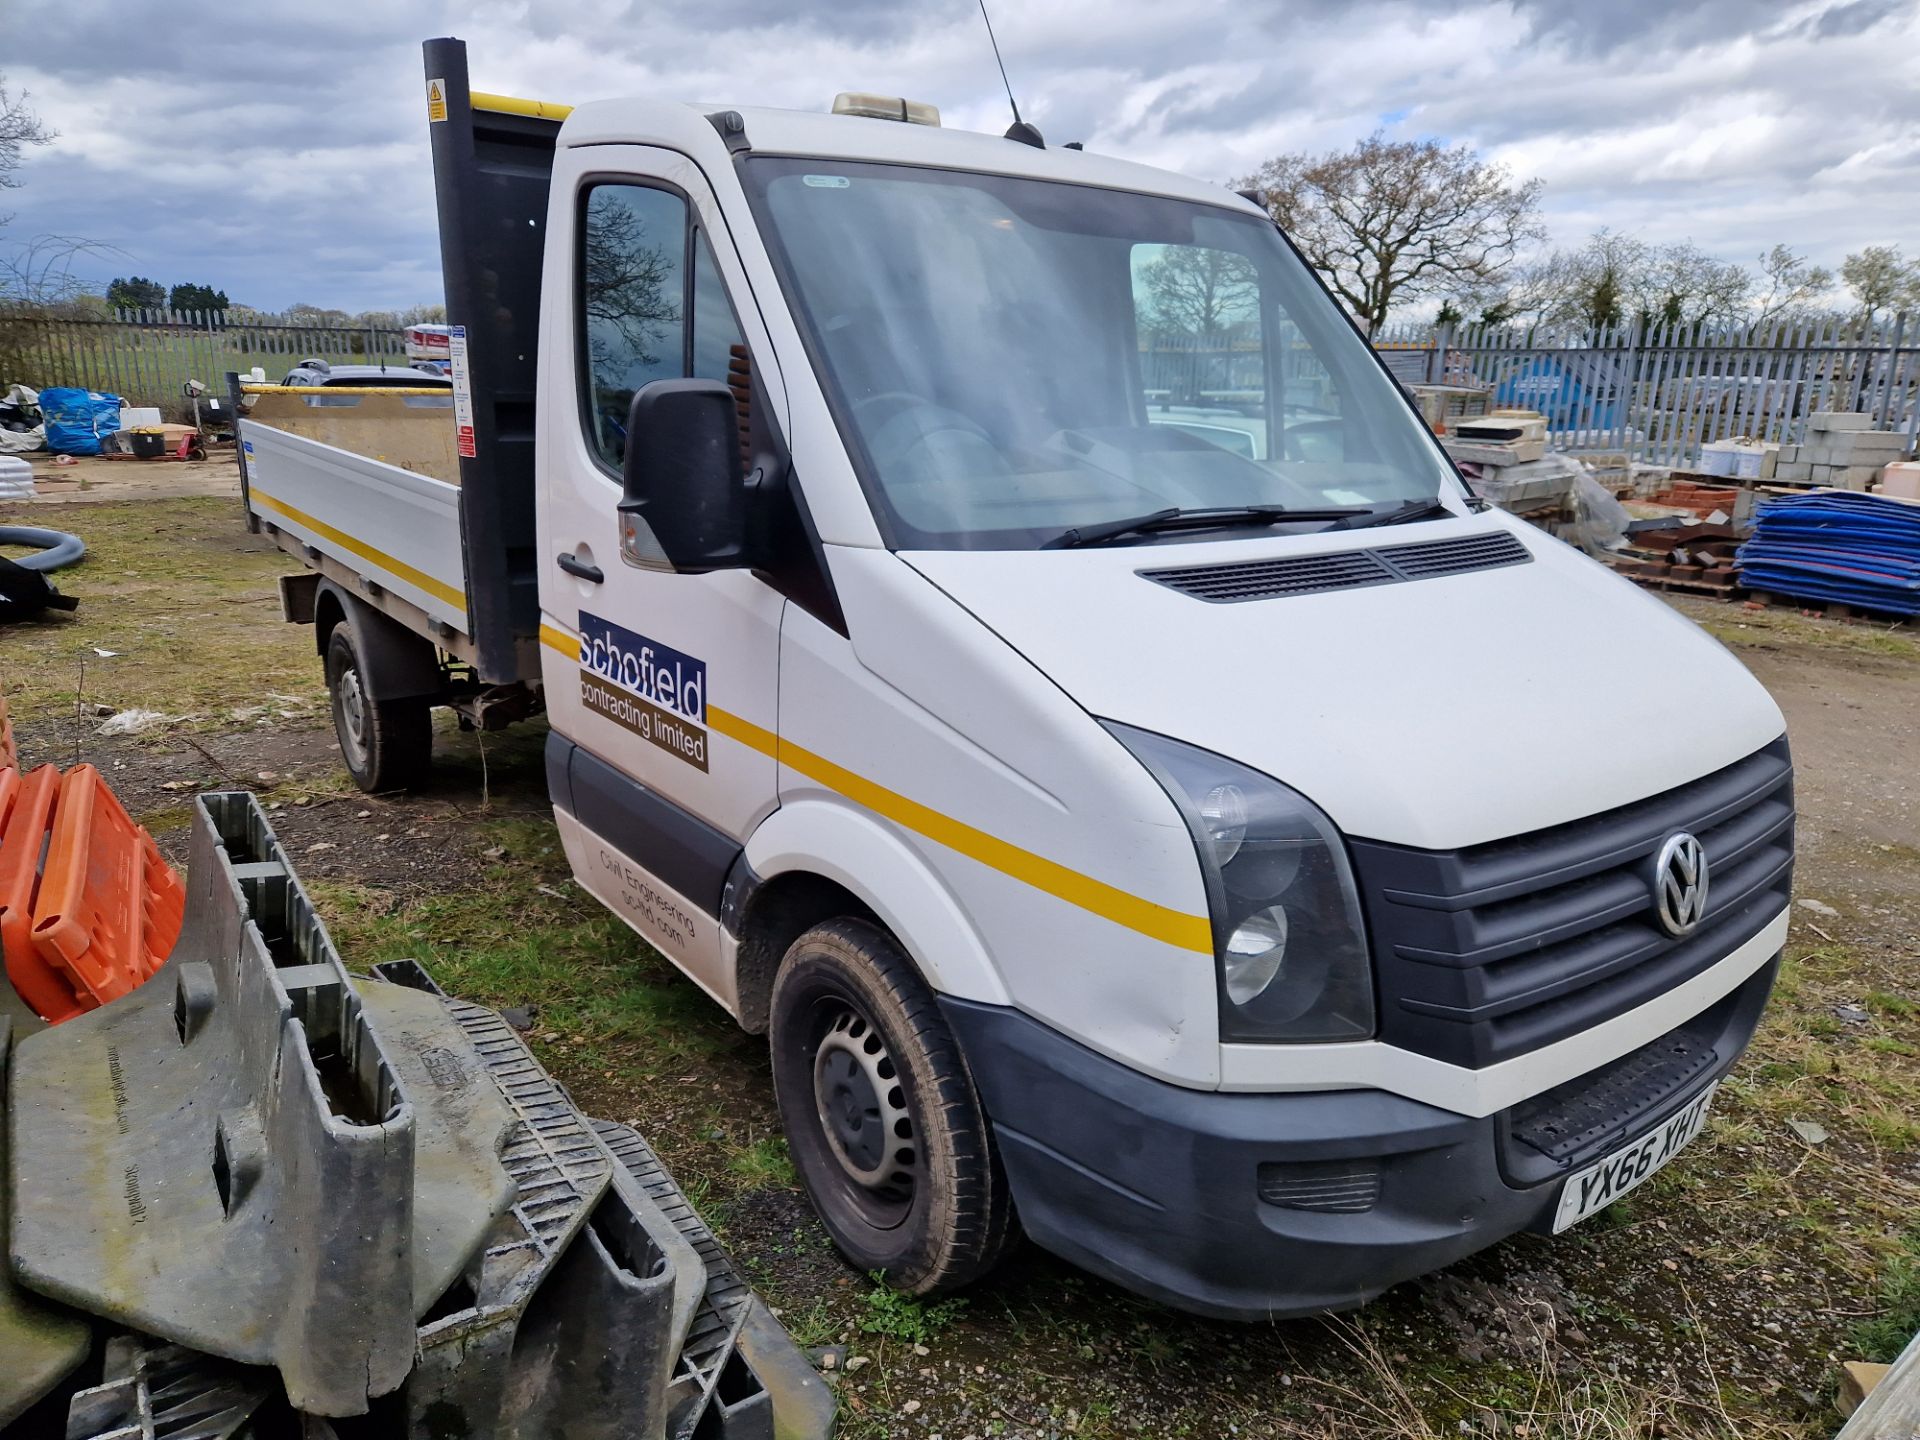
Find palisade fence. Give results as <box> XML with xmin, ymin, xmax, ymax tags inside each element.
<box><xmin>1373</xmin><ymin>314</ymin><xmax>1920</xmax><ymax>468</ymax></box>
<box><xmin>0</xmin><ymin>307</ymin><xmax>410</xmax><ymax>417</ymax></box>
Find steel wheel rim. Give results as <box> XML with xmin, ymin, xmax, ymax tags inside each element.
<box><xmin>811</xmin><ymin>1005</ymin><xmax>917</xmax><ymax>1216</ymax></box>
<box><xmin>336</xmin><ymin>663</ymin><xmax>371</xmax><ymax>768</ymax></box>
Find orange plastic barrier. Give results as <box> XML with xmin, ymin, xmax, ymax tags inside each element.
<box><xmin>29</xmin><ymin>765</ymin><xmax>183</xmax><ymax>1014</ymax></box>
<box><xmin>0</xmin><ymin>763</ymin><xmax>75</xmax><ymax>1021</ymax></box>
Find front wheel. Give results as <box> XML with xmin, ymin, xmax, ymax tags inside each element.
<box><xmin>769</xmin><ymin>919</ymin><xmax>1016</xmax><ymax>1294</ymax></box>
<box><xmin>325</xmin><ymin>627</ymin><xmax>432</xmax><ymax>793</ymax></box>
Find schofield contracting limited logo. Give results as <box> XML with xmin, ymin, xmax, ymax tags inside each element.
<box><xmin>578</xmin><ymin>613</ymin><xmax>710</xmax><ymax>772</ymax></box>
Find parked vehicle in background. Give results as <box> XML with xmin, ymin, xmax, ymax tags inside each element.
<box><xmin>405</xmin><ymin>321</ymin><xmax>454</xmax><ymax>366</ymax></box>
<box><xmin>278</xmin><ymin>358</ymin><xmax>452</xmax><ymax>388</ymax></box>
<box><xmin>230</xmin><ymin>38</ymin><xmax>1795</xmax><ymax>1320</ymax></box>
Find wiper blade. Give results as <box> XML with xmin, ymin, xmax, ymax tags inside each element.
<box><xmin>1043</xmin><ymin>503</ymin><xmax>1370</xmax><ymax>549</ymax></box>
<box><xmin>1330</xmin><ymin>497</ymin><xmax>1453</xmax><ymax>530</ymax></box>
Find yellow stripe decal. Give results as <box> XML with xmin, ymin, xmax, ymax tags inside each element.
<box><xmin>538</xmin><ymin>627</ymin><xmax>1212</xmax><ymax>952</ymax></box>
<box><xmin>470</xmin><ymin>90</ymin><xmax>574</xmax><ymax>121</ymax></box>
<box><xmin>252</xmin><ymin>488</ymin><xmax>467</xmax><ymax>612</ymax></box>
<box><xmin>540</xmin><ymin>623</ymin><xmax>581</xmax><ymax>660</ymax></box>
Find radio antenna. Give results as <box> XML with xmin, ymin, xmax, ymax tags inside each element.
<box><xmin>978</xmin><ymin>0</ymin><xmax>1044</xmax><ymax>146</ymax></box>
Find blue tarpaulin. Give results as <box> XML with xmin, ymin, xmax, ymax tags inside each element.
<box><xmin>1736</xmin><ymin>490</ymin><xmax>1920</xmax><ymax>616</ymax></box>
<box><xmin>39</xmin><ymin>387</ymin><xmax>123</xmax><ymax>456</ymax></box>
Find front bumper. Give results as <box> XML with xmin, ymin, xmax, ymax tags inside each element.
<box><xmin>942</xmin><ymin>955</ymin><xmax>1778</xmax><ymax>1321</ymax></box>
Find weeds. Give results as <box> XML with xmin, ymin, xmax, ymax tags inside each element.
<box><xmin>857</xmin><ymin>1279</ymin><xmax>968</xmax><ymax>1346</ymax></box>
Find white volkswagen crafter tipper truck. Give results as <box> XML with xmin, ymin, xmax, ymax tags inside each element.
<box><xmin>232</xmin><ymin>38</ymin><xmax>1795</xmax><ymax>1319</ymax></box>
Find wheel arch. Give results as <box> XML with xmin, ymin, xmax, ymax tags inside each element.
<box><xmin>314</xmin><ymin>580</ymin><xmax>445</xmax><ymax>702</ymax></box>
<box><xmin>729</xmin><ymin>798</ymin><xmax>1011</xmax><ymax>1034</ymax></box>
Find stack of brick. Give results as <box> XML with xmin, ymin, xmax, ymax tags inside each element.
<box><xmin>1772</xmin><ymin>413</ymin><xmax>1911</xmax><ymax>490</ymax></box>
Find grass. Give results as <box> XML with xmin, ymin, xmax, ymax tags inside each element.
<box><xmin>729</xmin><ymin>1136</ymin><xmax>800</xmax><ymax>1190</ymax></box>
<box><xmin>1854</xmin><ymin>1230</ymin><xmax>1920</xmax><ymax>1364</ymax></box>
<box><xmin>1271</xmin><ymin>1321</ymin><xmax>1801</xmax><ymax>1440</ymax></box>
<box><xmin>311</xmin><ymin>816</ymin><xmax>739</xmax><ymax>1084</ymax></box>
<box><xmin>0</xmin><ymin>496</ymin><xmax>322</xmax><ymax>732</ymax></box>
<box><xmin>1672</xmin><ymin>594</ymin><xmax>1920</xmax><ymax>661</ymax></box>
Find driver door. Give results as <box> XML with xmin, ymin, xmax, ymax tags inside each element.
<box><xmin>538</xmin><ymin>146</ymin><xmax>786</xmax><ymax>1007</ymax></box>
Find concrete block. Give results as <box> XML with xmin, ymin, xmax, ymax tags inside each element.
<box><xmin>1840</xmin><ymin>465</ymin><xmax>1881</xmax><ymax>489</ymax></box>
<box><xmin>1841</xmin><ymin>431</ymin><xmax>1909</xmax><ymax>455</ymax></box>
<box><xmin>1776</xmin><ymin>461</ymin><xmax>1812</xmax><ymax>482</ymax></box>
<box><xmin>1810</xmin><ymin>464</ymin><xmax>1836</xmax><ymax>483</ymax></box>
<box><xmin>1759</xmin><ymin>445</ymin><xmax>1779</xmax><ymax>480</ymax></box>
<box><xmin>1775</xmin><ymin>443</ymin><xmax>1799</xmax><ymax>464</ymax></box>
<box><xmin>1810</xmin><ymin>411</ymin><xmax>1873</xmax><ymax>432</ymax></box>
<box><xmin>1879</xmin><ymin>461</ymin><xmax>1920</xmax><ymax>499</ymax></box>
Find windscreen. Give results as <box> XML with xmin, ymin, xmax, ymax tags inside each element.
<box><xmin>746</xmin><ymin>157</ymin><xmax>1457</xmax><ymax>550</ymax></box>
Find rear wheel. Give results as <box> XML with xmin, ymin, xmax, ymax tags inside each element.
<box><xmin>325</xmin><ymin>627</ymin><xmax>432</xmax><ymax>793</ymax></box>
<box><xmin>769</xmin><ymin>918</ymin><xmax>1016</xmax><ymax>1294</ymax></box>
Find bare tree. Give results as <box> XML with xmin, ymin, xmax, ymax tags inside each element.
<box><xmin>1753</xmin><ymin>244</ymin><xmax>1833</xmax><ymax>324</ymax></box>
<box><xmin>1241</xmin><ymin>133</ymin><xmax>1543</xmax><ymax>332</ymax></box>
<box><xmin>1642</xmin><ymin>241</ymin><xmax>1751</xmax><ymax>329</ymax></box>
<box><xmin>1138</xmin><ymin>245</ymin><xmax>1258</xmax><ymax>338</ymax></box>
<box><xmin>1475</xmin><ymin>233</ymin><xmax>1758</xmax><ymax>335</ymax></box>
<box><xmin>1840</xmin><ymin>245</ymin><xmax>1920</xmax><ymax>323</ymax></box>
<box><xmin>0</xmin><ymin>78</ymin><xmax>54</xmax><ymax>226</ymax></box>
<box><xmin>0</xmin><ymin>233</ymin><xmax>113</xmax><ymax>305</ymax></box>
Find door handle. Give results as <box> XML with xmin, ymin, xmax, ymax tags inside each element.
<box><xmin>557</xmin><ymin>552</ymin><xmax>604</xmax><ymax>584</ymax></box>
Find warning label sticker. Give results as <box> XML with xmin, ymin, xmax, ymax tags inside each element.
<box><xmin>427</xmin><ymin>78</ymin><xmax>448</xmax><ymax>123</ymax></box>
<box><xmin>449</xmin><ymin>325</ymin><xmax>476</xmax><ymax>458</ymax></box>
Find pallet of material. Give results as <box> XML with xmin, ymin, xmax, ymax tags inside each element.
<box><xmin>1442</xmin><ymin>435</ymin><xmax>1547</xmax><ymax>466</ymax></box>
<box><xmin>1605</xmin><ymin>554</ymin><xmax>1742</xmax><ymax>595</ymax></box>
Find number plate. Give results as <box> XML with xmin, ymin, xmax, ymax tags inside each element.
<box><xmin>1551</xmin><ymin>1083</ymin><xmax>1717</xmax><ymax>1234</ymax></box>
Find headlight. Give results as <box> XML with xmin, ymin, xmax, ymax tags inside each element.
<box><xmin>1106</xmin><ymin>723</ymin><xmax>1374</xmax><ymax>1043</ymax></box>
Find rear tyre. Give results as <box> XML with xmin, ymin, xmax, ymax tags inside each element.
<box><xmin>324</xmin><ymin>627</ymin><xmax>432</xmax><ymax>793</ymax></box>
<box><xmin>770</xmin><ymin>918</ymin><xmax>1016</xmax><ymax>1294</ymax></box>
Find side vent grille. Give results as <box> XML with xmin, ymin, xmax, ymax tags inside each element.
<box><xmin>1257</xmin><ymin>1159</ymin><xmax>1381</xmax><ymax>1214</ymax></box>
<box><xmin>1377</xmin><ymin>531</ymin><xmax>1532</xmax><ymax>579</ymax></box>
<box><xmin>1143</xmin><ymin>528</ymin><xmax>1531</xmax><ymax>603</ymax></box>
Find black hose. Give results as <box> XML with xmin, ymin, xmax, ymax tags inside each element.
<box><xmin>0</xmin><ymin>525</ymin><xmax>85</xmax><ymax>572</ymax></box>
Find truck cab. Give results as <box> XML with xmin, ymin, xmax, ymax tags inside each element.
<box><xmin>237</xmin><ymin>40</ymin><xmax>1793</xmax><ymax>1319</ymax></box>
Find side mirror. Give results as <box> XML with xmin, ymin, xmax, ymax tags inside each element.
<box><xmin>619</xmin><ymin>378</ymin><xmax>748</xmax><ymax>571</ymax></box>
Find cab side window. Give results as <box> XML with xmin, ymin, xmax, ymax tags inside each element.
<box><xmin>578</xmin><ymin>182</ymin><xmax>745</xmax><ymax>471</ymax></box>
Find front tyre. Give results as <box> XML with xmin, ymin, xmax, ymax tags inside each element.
<box><xmin>769</xmin><ymin>919</ymin><xmax>1015</xmax><ymax>1294</ymax></box>
<box><xmin>324</xmin><ymin>627</ymin><xmax>432</xmax><ymax>793</ymax></box>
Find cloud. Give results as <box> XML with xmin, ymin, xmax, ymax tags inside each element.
<box><xmin>0</xmin><ymin>0</ymin><xmax>1914</xmax><ymax>316</ymax></box>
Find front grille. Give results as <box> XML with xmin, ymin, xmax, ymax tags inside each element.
<box><xmin>1142</xmin><ymin>528</ymin><xmax>1530</xmax><ymax>603</ymax></box>
<box><xmin>1349</xmin><ymin>738</ymin><xmax>1794</xmax><ymax>1068</ymax></box>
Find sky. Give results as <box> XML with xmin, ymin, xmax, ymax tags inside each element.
<box><xmin>2</xmin><ymin>0</ymin><xmax>1917</xmax><ymax>317</ymax></box>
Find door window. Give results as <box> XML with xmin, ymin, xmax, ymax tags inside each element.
<box><xmin>578</xmin><ymin>182</ymin><xmax>745</xmax><ymax>471</ymax></box>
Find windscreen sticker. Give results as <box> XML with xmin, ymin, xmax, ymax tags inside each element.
<box><xmin>577</xmin><ymin>612</ymin><xmax>709</xmax><ymax>772</ymax></box>
<box><xmin>449</xmin><ymin>325</ymin><xmax>476</xmax><ymax>458</ymax></box>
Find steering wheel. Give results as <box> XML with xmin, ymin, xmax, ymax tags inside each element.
<box><xmin>852</xmin><ymin>391</ymin><xmax>1000</xmax><ymax>478</ymax></box>
<box><xmin>1283</xmin><ymin>417</ymin><xmax>1345</xmax><ymax>464</ymax></box>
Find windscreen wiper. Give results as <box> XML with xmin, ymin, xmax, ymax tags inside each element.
<box><xmin>1329</xmin><ymin>497</ymin><xmax>1453</xmax><ymax>530</ymax></box>
<box><xmin>1044</xmin><ymin>503</ymin><xmax>1370</xmax><ymax>549</ymax></box>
